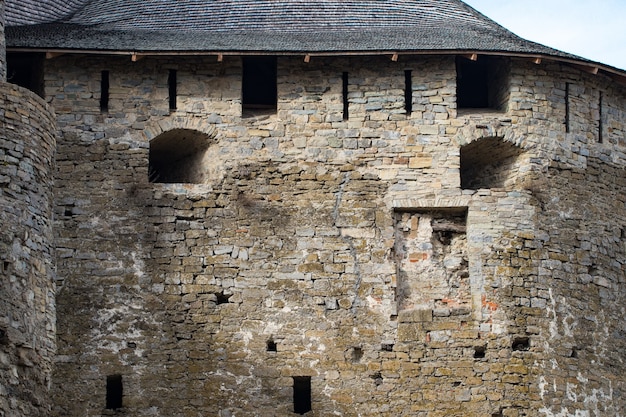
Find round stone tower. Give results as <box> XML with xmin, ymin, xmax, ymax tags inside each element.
<box><xmin>0</xmin><ymin>0</ymin><xmax>57</xmax><ymax>414</ymax></box>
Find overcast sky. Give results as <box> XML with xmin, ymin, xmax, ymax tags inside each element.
<box><xmin>463</xmin><ymin>0</ymin><xmax>626</xmax><ymax>71</ymax></box>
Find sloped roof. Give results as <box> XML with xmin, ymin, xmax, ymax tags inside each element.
<box><xmin>4</xmin><ymin>0</ymin><xmax>625</xmax><ymax>78</ymax></box>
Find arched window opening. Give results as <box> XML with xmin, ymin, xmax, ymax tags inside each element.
<box><xmin>460</xmin><ymin>137</ymin><xmax>526</xmax><ymax>190</ymax></box>
<box><xmin>149</xmin><ymin>128</ymin><xmax>213</xmax><ymax>184</ymax></box>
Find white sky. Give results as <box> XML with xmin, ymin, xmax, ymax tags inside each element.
<box><xmin>463</xmin><ymin>0</ymin><xmax>626</xmax><ymax>71</ymax></box>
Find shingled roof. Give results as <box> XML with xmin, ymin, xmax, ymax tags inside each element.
<box><xmin>5</xmin><ymin>0</ymin><xmax>625</xmax><ymax>78</ymax></box>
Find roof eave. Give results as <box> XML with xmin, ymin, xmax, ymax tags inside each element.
<box><xmin>8</xmin><ymin>46</ymin><xmax>625</xmax><ymax>84</ymax></box>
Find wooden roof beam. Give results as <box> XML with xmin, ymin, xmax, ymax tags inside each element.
<box><xmin>45</xmin><ymin>52</ymin><xmax>65</xmax><ymax>59</ymax></box>
<box><xmin>571</xmin><ymin>63</ymin><xmax>599</xmax><ymax>75</ymax></box>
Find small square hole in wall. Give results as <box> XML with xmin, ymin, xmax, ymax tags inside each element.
<box><xmin>474</xmin><ymin>345</ymin><xmax>486</xmax><ymax>359</ymax></box>
<box><xmin>381</xmin><ymin>343</ymin><xmax>394</xmax><ymax>352</ymax></box>
<box><xmin>371</xmin><ymin>371</ymin><xmax>383</xmax><ymax>386</ymax></box>
<box><xmin>512</xmin><ymin>337</ymin><xmax>530</xmax><ymax>351</ymax></box>
<box><xmin>266</xmin><ymin>338</ymin><xmax>277</xmax><ymax>352</ymax></box>
<box><xmin>351</xmin><ymin>347</ymin><xmax>363</xmax><ymax>362</ymax></box>
<box><xmin>215</xmin><ymin>291</ymin><xmax>232</xmax><ymax>305</ymax></box>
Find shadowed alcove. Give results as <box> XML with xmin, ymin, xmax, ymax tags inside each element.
<box><xmin>460</xmin><ymin>137</ymin><xmax>526</xmax><ymax>190</ymax></box>
<box><xmin>148</xmin><ymin>128</ymin><xmax>214</xmax><ymax>184</ymax></box>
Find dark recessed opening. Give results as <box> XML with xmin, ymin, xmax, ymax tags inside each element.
<box><xmin>456</xmin><ymin>56</ymin><xmax>509</xmax><ymax>110</ymax></box>
<box><xmin>565</xmin><ymin>82</ymin><xmax>570</xmax><ymax>133</ymax></box>
<box><xmin>1</xmin><ymin>261</ymin><xmax>9</xmax><ymax>273</ymax></box>
<box><xmin>106</xmin><ymin>374</ymin><xmax>123</xmax><ymax>410</ymax></box>
<box><xmin>266</xmin><ymin>339</ymin><xmax>277</xmax><ymax>352</ymax></box>
<box><xmin>474</xmin><ymin>345</ymin><xmax>486</xmax><ymax>359</ymax></box>
<box><xmin>168</xmin><ymin>69</ymin><xmax>177</xmax><ymax>111</ymax></box>
<box><xmin>293</xmin><ymin>376</ymin><xmax>311</xmax><ymax>415</ymax></box>
<box><xmin>342</xmin><ymin>72</ymin><xmax>349</xmax><ymax>120</ymax></box>
<box><xmin>404</xmin><ymin>69</ymin><xmax>412</xmax><ymax>116</ymax></box>
<box><xmin>570</xmin><ymin>347</ymin><xmax>578</xmax><ymax>358</ymax></box>
<box><xmin>351</xmin><ymin>347</ymin><xmax>363</xmax><ymax>362</ymax></box>
<box><xmin>6</xmin><ymin>52</ymin><xmax>45</xmax><ymax>97</ymax></box>
<box><xmin>371</xmin><ymin>371</ymin><xmax>383</xmax><ymax>386</ymax></box>
<box><xmin>512</xmin><ymin>337</ymin><xmax>530</xmax><ymax>351</ymax></box>
<box><xmin>100</xmin><ymin>70</ymin><xmax>109</xmax><ymax>112</ymax></box>
<box><xmin>598</xmin><ymin>91</ymin><xmax>603</xmax><ymax>143</ymax></box>
<box><xmin>149</xmin><ymin>128</ymin><xmax>212</xmax><ymax>184</ymax></box>
<box><xmin>460</xmin><ymin>137</ymin><xmax>524</xmax><ymax>190</ymax></box>
<box><xmin>381</xmin><ymin>343</ymin><xmax>394</xmax><ymax>352</ymax></box>
<box><xmin>215</xmin><ymin>291</ymin><xmax>232</xmax><ymax>305</ymax></box>
<box><xmin>0</xmin><ymin>328</ymin><xmax>7</xmax><ymax>345</ymax></box>
<box><xmin>242</xmin><ymin>56</ymin><xmax>277</xmax><ymax>115</ymax></box>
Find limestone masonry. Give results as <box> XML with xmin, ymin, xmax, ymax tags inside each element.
<box><xmin>1</xmin><ymin>1</ymin><xmax>625</xmax><ymax>416</ymax></box>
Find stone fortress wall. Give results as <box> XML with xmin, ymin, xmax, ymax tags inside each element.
<box><xmin>14</xmin><ymin>52</ymin><xmax>626</xmax><ymax>416</ymax></box>
<box><xmin>0</xmin><ymin>81</ymin><xmax>57</xmax><ymax>416</ymax></box>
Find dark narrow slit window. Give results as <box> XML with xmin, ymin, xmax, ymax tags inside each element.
<box><xmin>598</xmin><ymin>91</ymin><xmax>603</xmax><ymax>143</ymax></box>
<box><xmin>106</xmin><ymin>374</ymin><xmax>123</xmax><ymax>410</ymax></box>
<box><xmin>100</xmin><ymin>70</ymin><xmax>109</xmax><ymax>112</ymax></box>
<box><xmin>242</xmin><ymin>56</ymin><xmax>277</xmax><ymax>116</ymax></box>
<box><xmin>342</xmin><ymin>72</ymin><xmax>349</xmax><ymax>120</ymax></box>
<box><xmin>565</xmin><ymin>82</ymin><xmax>570</xmax><ymax>133</ymax></box>
<box><xmin>293</xmin><ymin>376</ymin><xmax>311</xmax><ymax>415</ymax></box>
<box><xmin>168</xmin><ymin>69</ymin><xmax>177</xmax><ymax>111</ymax></box>
<box><xmin>404</xmin><ymin>69</ymin><xmax>412</xmax><ymax>116</ymax></box>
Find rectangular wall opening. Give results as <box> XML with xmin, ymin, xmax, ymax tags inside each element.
<box><xmin>293</xmin><ymin>376</ymin><xmax>311</xmax><ymax>415</ymax></box>
<box><xmin>456</xmin><ymin>56</ymin><xmax>509</xmax><ymax>111</ymax></box>
<box><xmin>598</xmin><ymin>91</ymin><xmax>603</xmax><ymax>143</ymax></box>
<box><xmin>404</xmin><ymin>69</ymin><xmax>412</xmax><ymax>116</ymax></box>
<box><xmin>168</xmin><ymin>69</ymin><xmax>177</xmax><ymax>111</ymax></box>
<box><xmin>342</xmin><ymin>71</ymin><xmax>349</xmax><ymax>120</ymax></box>
<box><xmin>106</xmin><ymin>374</ymin><xmax>123</xmax><ymax>410</ymax></box>
<box><xmin>6</xmin><ymin>52</ymin><xmax>45</xmax><ymax>97</ymax></box>
<box><xmin>242</xmin><ymin>56</ymin><xmax>277</xmax><ymax>116</ymax></box>
<box><xmin>100</xmin><ymin>70</ymin><xmax>110</xmax><ymax>112</ymax></box>
<box><xmin>565</xmin><ymin>82</ymin><xmax>570</xmax><ymax>133</ymax></box>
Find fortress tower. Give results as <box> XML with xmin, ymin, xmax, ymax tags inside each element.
<box><xmin>1</xmin><ymin>1</ymin><xmax>625</xmax><ymax>416</ymax></box>
<box><xmin>0</xmin><ymin>1</ymin><xmax>57</xmax><ymax>415</ymax></box>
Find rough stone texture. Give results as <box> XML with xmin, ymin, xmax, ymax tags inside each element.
<box><xmin>0</xmin><ymin>1</ymin><xmax>5</xmax><ymax>81</ymax></box>
<box><xmin>9</xmin><ymin>52</ymin><xmax>625</xmax><ymax>416</ymax></box>
<box><xmin>0</xmin><ymin>81</ymin><xmax>57</xmax><ymax>417</ymax></box>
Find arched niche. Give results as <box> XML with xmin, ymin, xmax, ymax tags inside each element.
<box><xmin>148</xmin><ymin>128</ymin><xmax>214</xmax><ymax>184</ymax></box>
<box><xmin>460</xmin><ymin>137</ymin><xmax>526</xmax><ymax>190</ymax></box>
